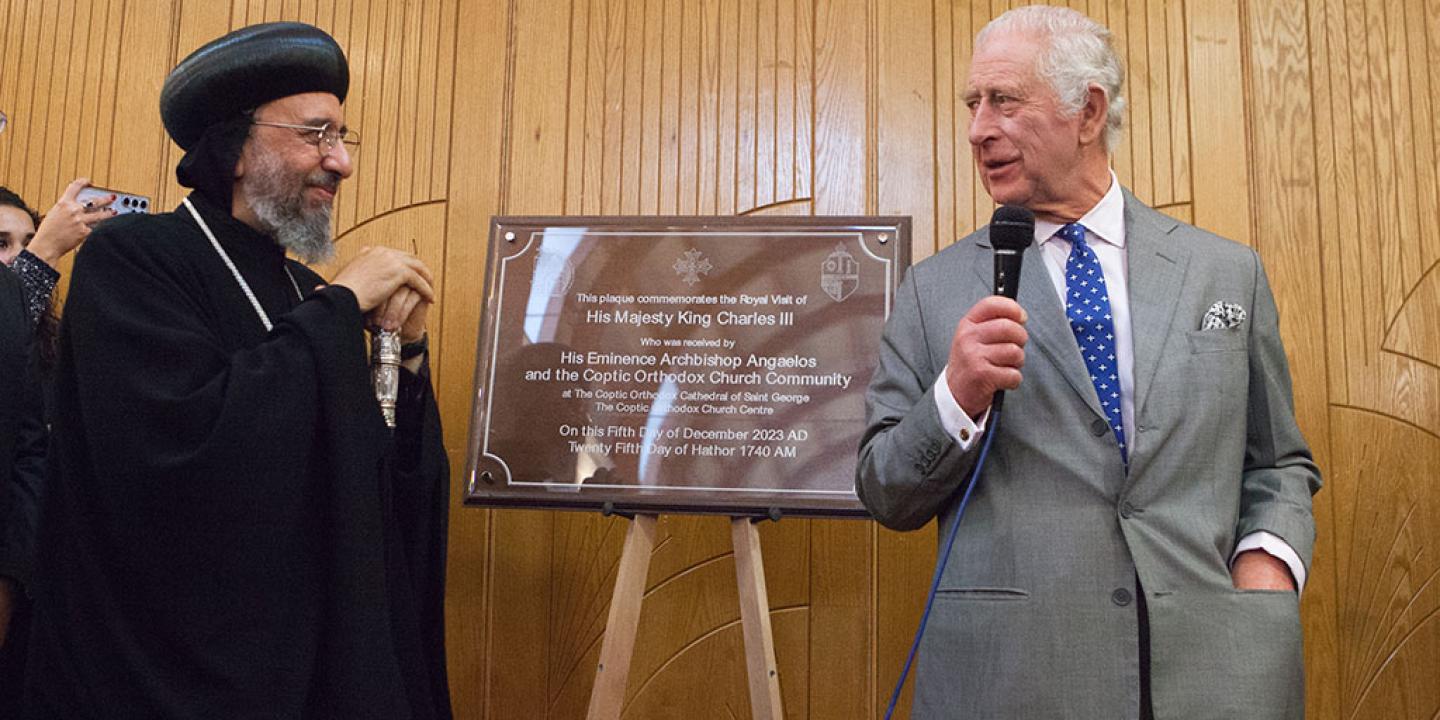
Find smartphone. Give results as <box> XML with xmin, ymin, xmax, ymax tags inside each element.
<box><xmin>76</xmin><ymin>185</ymin><xmax>151</xmax><ymax>215</ymax></box>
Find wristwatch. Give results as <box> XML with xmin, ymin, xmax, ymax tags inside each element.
<box><xmin>401</xmin><ymin>333</ymin><xmax>428</xmax><ymax>360</ymax></box>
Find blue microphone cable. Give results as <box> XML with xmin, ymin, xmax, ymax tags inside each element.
<box><xmin>883</xmin><ymin>407</ymin><xmax>1002</xmax><ymax>719</ymax></box>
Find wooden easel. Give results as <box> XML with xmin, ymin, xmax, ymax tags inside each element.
<box><xmin>585</xmin><ymin>513</ymin><xmax>785</xmax><ymax>720</ymax></box>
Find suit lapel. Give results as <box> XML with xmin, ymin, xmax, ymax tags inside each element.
<box><xmin>970</xmin><ymin>236</ymin><xmax>1108</xmax><ymax>423</ymax></box>
<box><xmin>967</xmin><ymin>193</ymin><xmax>1191</xmax><ymax>430</ymax></box>
<box><xmin>1123</xmin><ymin>192</ymin><xmax>1190</xmax><ymax>425</ymax></box>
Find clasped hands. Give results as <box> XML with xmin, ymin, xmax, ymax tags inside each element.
<box><xmin>329</xmin><ymin>246</ymin><xmax>434</xmax><ymax>357</ymax></box>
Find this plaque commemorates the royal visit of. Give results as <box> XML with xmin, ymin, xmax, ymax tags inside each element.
<box><xmin>465</xmin><ymin>216</ymin><xmax>910</xmax><ymax>516</ymax></box>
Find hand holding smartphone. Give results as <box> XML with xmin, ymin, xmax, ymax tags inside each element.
<box><xmin>76</xmin><ymin>185</ymin><xmax>150</xmax><ymax>215</ymax></box>
<box><xmin>27</xmin><ymin>180</ymin><xmax>150</xmax><ymax>266</ymax></box>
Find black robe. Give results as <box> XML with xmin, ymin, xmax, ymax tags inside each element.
<box><xmin>25</xmin><ymin>195</ymin><xmax>451</xmax><ymax>720</ymax></box>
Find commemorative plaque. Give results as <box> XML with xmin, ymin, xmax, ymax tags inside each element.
<box><xmin>464</xmin><ymin>216</ymin><xmax>910</xmax><ymax>516</ymax></box>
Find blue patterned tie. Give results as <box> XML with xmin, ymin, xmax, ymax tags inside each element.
<box><xmin>1060</xmin><ymin>223</ymin><xmax>1127</xmax><ymax>464</ymax></box>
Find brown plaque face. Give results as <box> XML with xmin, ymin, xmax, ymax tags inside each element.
<box><xmin>465</xmin><ymin>216</ymin><xmax>910</xmax><ymax>516</ymax></box>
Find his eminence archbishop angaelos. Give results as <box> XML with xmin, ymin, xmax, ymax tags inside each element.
<box><xmin>25</xmin><ymin>23</ymin><xmax>451</xmax><ymax>720</ymax></box>
<box><xmin>856</xmin><ymin>6</ymin><xmax>1319</xmax><ymax>720</ymax></box>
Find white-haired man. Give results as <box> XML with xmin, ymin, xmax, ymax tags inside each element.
<box><xmin>857</xmin><ymin>6</ymin><xmax>1319</xmax><ymax>719</ymax></box>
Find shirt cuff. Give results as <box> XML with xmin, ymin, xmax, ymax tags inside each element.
<box><xmin>13</xmin><ymin>249</ymin><xmax>60</xmax><ymax>329</ymax></box>
<box><xmin>932</xmin><ymin>364</ymin><xmax>988</xmax><ymax>451</ymax></box>
<box><xmin>14</xmin><ymin>249</ymin><xmax>60</xmax><ymax>283</ymax></box>
<box><xmin>1232</xmin><ymin>531</ymin><xmax>1307</xmax><ymax>593</ymax></box>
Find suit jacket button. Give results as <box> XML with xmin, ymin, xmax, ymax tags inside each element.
<box><xmin>1111</xmin><ymin>588</ymin><xmax>1132</xmax><ymax>606</ymax></box>
<box><xmin>1120</xmin><ymin>502</ymin><xmax>1135</xmax><ymax>519</ymax></box>
<box><xmin>1090</xmin><ymin>418</ymin><xmax>1109</xmax><ymax>437</ymax></box>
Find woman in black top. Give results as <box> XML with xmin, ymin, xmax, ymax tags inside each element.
<box><xmin>0</xmin><ymin>181</ymin><xmax>115</xmax><ymax>382</ymax></box>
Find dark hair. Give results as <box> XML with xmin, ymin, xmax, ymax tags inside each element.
<box><xmin>0</xmin><ymin>186</ymin><xmax>59</xmax><ymax>369</ymax></box>
<box><xmin>0</xmin><ymin>186</ymin><xmax>41</xmax><ymax>228</ymax></box>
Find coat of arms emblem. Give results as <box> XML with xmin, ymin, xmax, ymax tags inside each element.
<box><xmin>820</xmin><ymin>242</ymin><xmax>859</xmax><ymax>302</ymax></box>
<box><xmin>537</xmin><ymin>248</ymin><xmax>577</xmax><ymax>298</ymax></box>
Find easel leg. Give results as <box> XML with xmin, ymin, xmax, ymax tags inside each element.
<box><xmin>732</xmin><ymin>517</ymin><xmax>785</xmax><ymax>719</ymax></box>
<box><xmin>586</xmin><ymin>513</ymin><xmax>658</xmax><ymax>720</ymax></box>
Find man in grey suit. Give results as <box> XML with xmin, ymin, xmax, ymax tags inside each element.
<box><xmin>856</xmin><ymin>6</ymin><xmax>1320</xmax><ymax>719</ymax></box>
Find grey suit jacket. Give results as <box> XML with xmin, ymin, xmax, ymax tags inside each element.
<box><xmin>857</xmin><ymin>191</ymin><xmax>1320</xmax><ymax>720</ymax></box>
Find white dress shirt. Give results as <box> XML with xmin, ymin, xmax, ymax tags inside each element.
<box><xmin>931</xmin><ymin>172</ymin><xmax>1306</xmax><ymax>591</ymax></box>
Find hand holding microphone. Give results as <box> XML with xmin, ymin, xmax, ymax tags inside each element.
<box><xmin>944</xmin><ymin>205</ymin><xmax>1034</xmax><ymax>419</ymax></box>
<box><xmin>885</xmin><ymin>206</ymin><xmax>1036</xmax><ymax>720</ymax></box>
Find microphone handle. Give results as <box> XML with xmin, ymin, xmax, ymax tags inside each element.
<box><xmin>989</xmin><ymin>247</ymin><xmax>1023</xmax><ymax>418</ymax></box>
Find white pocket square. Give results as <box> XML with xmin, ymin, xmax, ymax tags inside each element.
<box><xmin>1201</xmin><ymin>301</ymin><xmax>1246</xmax><ymax>330</ymax></box>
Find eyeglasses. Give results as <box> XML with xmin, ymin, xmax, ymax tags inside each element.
<box><xmin>251</xmin><ymin>120</ymin><xmax>359</xmax><ymax>156</ymax></box>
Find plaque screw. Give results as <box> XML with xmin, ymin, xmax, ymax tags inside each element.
<box><xmin>878</xmin><ymin>233</ymin><xmax>889</xmax><ymax>244</ymax></box>
<box><xmin>481</xmin><ymin>470</ymin><xmax>495</xmax><ymax>484</ymax></box>
<box><xmin>504</xmin><ymin>231</ymin><xmax>516</xmax><ymax>242</ymax></box>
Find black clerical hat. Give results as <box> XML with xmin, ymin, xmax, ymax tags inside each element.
<box><xmin>161</xmin><ymin>22</ymin><xmax>349</xmax><ymax>151</ymax></box>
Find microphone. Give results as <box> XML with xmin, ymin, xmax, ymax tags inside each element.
<box><xmin>991</xmin><ymin>204</ymin><xmax>1032</xmax><ymax>298</ymax></box>
<box><xmin>988</xmin><ymin>205</ymin><xmax>1033</xmax><ymax>414</ymax></box>
<box><xmin>883</xmin><ymin>205</ymin><xmax>1037</xmax><ymax>720</ymax></box>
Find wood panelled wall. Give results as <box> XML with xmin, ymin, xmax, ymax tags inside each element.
<box><xmin>1</xmin><ymin>1</ymin><xmax>1436</xmax><ymax>718</ymax></box>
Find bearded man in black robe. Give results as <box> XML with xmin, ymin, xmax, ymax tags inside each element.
<box><xmin>25</xmin><ymin>23</ymin><xmax>452</xmax><ymax>720</ymax></box>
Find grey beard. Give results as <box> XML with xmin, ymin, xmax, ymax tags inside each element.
<box><xmin>251</xmin><ymin>194</ymin><xmax>335</xmax><ymax>264</ymax></box>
